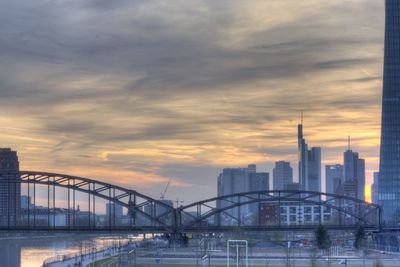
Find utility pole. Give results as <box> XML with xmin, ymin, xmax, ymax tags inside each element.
<box><xmin>175</xmin><ymin>198</ymin><xmax>184</xmax><ymax>208</ymax></box>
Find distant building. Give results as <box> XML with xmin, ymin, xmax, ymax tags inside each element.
<box><xmin>106</xmin><ymin>203</ymin><xmax>123</xmax><ymax>219</ymax></box>
<box><xmin>217</xmin><ymin>166</ymin><xmax>249</xmax><ymax>223</ymax></box>
<box><xmin>217</xmin><ymin>164</ymin><xmax>269</xmax><ymax>224</ymax></box>
<box><xmin>218</xmin><ymin>165</ymin><xmax>264</xmax><ymax>197</ymax></box>
<box><xmin>143</xmin><ymin>200</ymin><xmax>174</xmax><ymax>226</ymax></box>
<box><xmin>298</xmin><ymin>121</ymin><xmax>321</xmax><ymax>193</ymax></box>
<box><xmin>0</xmin><ymin>148</ymin><xmax>20</xmax><ymax>227</ymax></box>
<box><xmin>248</xmin><ymin>172</ymin><xmax>269</xmax><ymax>214</ymax></box>
<box><xmin>325</xmin><ymin>164</ymin><xmax>344</xmax><ymax>195</ymax></box>
<box><xmin>259</xmin><ymin>203</ymin><xmax>332</xmax><ymax>226</ymax></box>
<box><xmin>106</xmin><ymin>203</ymin><xmax>123</xmax><ymax>226</ymax></box>
<box><xmin>357</xmin><ymin>159</ymin><xmax>365</xmax><ymax>201</ymax></box>
<box><xmin>343</xmin><ymin>180</ymin><xmax>357</xmax><ymax>199</ymax></box>
<box><xmin>308</xmin><ymin>147</ymin><xmax>322</xmax><ymax>193</ymax></box>
<box><xmin>281</xmin><ymin>204</ymin><xmax>332</xmax><ymax>225</ymax></box>
<box><xmin>21</xmin><ymin>195</ymin><xmax>33</xmax><ymax>210</ymax></box>
<box><xmin>247</xmin><ymin>164</ymin><xmax>256</xmax><ymax>174</ymax></box>
<box><xmin>20</xmin><ymin>207</ymin><xmax>69</xmax><ymax>227</ymax></box>
<box><xmin>284</xmin><ymin>182</ymin><xmax>300</xmax><ymax>191</ymax></box>
<box><xmin>259</xmin><ymin>203</ymin><xmax>279</xmax><ymax>225</ymax></box>
<box><xmin>372</xmin><ymin>172</ymin><xmax>379</xmax><ymax>204</ymax></box>
<box><xmin>143</xmin><ymin>199</ymin><xmax>174</xmax><ymax>215</ymax></box>
<box><xmin>343</xmin><ymin>146</ymin><xmax>365</xmax><ymax>201</ymax></box>
<box><xmin>248</xmin><ymin>172</ymin><xmax>269</xmax><ymax>192</ymax></box>
<box><xmin>298</xmin><ymin>123</ymin><xmax>308</xmax><ymax>191</ymax></box>
<box><xmin>272</xmin><ymin>161</ymin><xmax>293</xmax><ymax>191</ymax></box>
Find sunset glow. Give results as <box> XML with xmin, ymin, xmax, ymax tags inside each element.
<box><xmin>365</xmin><ymin>184</ymin><xmax>372</xmax><ymax>203</ymax></box>
<box><xmin>0</xmin><ymin>0</ymin><xmax>385</xmax><ymax>202</ymax></box>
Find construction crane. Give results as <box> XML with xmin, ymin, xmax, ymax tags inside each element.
<box><xmin>160</xmin><ymin>178</ymin><xmax>171</xmax><ymax>200</ymax></box>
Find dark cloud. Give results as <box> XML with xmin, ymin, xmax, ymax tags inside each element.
<box><xmin>314</xmin><ymin>58</ymin><xmax>378</xmax><ymax>69</ymax></box>
<box><xmin>340</xmin><ymin>76</ymin><xmax>382</xmax><ymax>83</ymax></box>
<box><xmin>0</xmin><ymin>0</ymin><xmax>385</xmax><ymax>201</ymax></box>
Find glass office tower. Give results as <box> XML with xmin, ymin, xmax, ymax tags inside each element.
<box><xmin>0</xmin><ymin>148</ymin><xmax>20</xmax><ymax>227</ymax></box>
<box><xmin>379</xmin><ymin>0</ymin><xmax>400</xmax><ymax>225</ymax></box>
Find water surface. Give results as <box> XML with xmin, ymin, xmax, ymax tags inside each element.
<box><xmin>0</xmin><ymin>234</ymin><xmax>136</xmax><ymax>267</ymax></box>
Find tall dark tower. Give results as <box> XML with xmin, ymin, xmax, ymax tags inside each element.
<box><xmin>0</xmin><ymin>148</ymin><xmax>20</xmax><ymax>227</ymax></box>
<box><xmin>298</xmin><ymin>122</ymin><xmax>308</xmax><ymax>191</ymax></box>
<box><xmin>379</xmin><ymin>1</ymin><xmax>400</xmax><ymax>224</ymax></box>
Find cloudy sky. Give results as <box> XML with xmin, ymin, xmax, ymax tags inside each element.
<box><xmin>0</xmin><ymin>0</ymin><xmax>385</xmax><ymax>203</ymax></box>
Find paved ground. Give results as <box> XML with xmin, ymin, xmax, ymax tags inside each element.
<box><xmin>86</xmin><ymin>256</ymin><xmax>119</xmax><ymax>267</ymax></box>
<box><xmin>87</xmin><ymin>257</ymin><xmax>400</xmax><ymax>267</ymax></box>
<box><xmin>45</xmin><ymin>248</ymin><xmax>122</xmax><ymax>267</ymax></box>
<box><xmin>86</xmin><ymin>247</ymin><xmax>400</xmax><ymax>267</ymax></box>
<box><xmin>46</xmin><ymin>243</ymin><xmax>400</xmax><ymax>267</ymax></box>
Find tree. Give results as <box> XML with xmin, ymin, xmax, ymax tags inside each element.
<box><xmin>354</xmin><ymin>224</ymin><xmax>366</xmax><ymax>251</ymax></box>
<box><xmin>315</xmin><ymin>224</ymin><xmax>331</xmax><ymax>251</ymax></box>
<box><xmin>354</xmin><ymin>225</ymin><xmax>367</xmax><ymax>266</ymax></box>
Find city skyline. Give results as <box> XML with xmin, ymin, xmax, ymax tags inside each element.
<box><xmin>1</xmin><ymin>1</ymin><xmax>399</xmax><ymax>266</ymax></box>
<box><xmin>0</xmin><ymin>0</ymin><xmax>385</xmax><ymax>203</ymax></box>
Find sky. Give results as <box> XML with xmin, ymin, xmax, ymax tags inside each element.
<box><xmin>0</xmin><ymin>0</ymin><xmax>385</xmax><ymax>204</ymax></box>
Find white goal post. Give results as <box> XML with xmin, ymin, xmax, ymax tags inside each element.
<box><xmin>227</xmin><ymin>240</ymin><xmax>248</xmax><ymax>267</ymax></box>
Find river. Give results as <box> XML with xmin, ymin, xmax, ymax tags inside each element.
<box><xmin>0</xmin><ymin>233</ymin><xmax>137</xmax><ymax>267</ymax></box>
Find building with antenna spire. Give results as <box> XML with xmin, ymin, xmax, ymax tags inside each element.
<box><xmin>343</xmin><ymin>137</ymin><xmax>365</xmax><ymax>201</ymax></box>
<box><xmin>297</xmin><ymin>112</ymin><xmax>321</xmax><ymax>194</ymax></box>
<box><xmin>298</xmin><ymin>111</ymin><xmax>308</xmax><ymax>191</ymax></box>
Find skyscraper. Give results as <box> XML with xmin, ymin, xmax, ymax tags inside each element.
<box><xmin>217</xmin><ymin>165</ymin><xmax>269</xmax><ymax>197</ymax></box>
<box><xmin>372</xmin><ymin>172</ymin><xmax>379</xmax><ymax>205</ymax></box>
<box><xmin>343</xmin><ymin>148</ymin><xmax>365</xmax><ymax>201</ymax></box>
<box><xmin>248</xmin><ymin>172</ymin><xmax>269</xmax><ymax>214</ymax></box>
<box><xmin>379</xmin><ymin>0</ymin><xmax>400</xmax><ymax>224</ymax></box>
<box><xmin>357</xmin><ymin>158</ymin><xmax>365</xmax><ymax>202</ymax></box>
<box><xmin>308</xmin><ymin>147</ymin><xmax>321</xmax><ymax>193</ymax></box>
<box><xmin>272</xmin><ymin>161</ymin><xmax>293</xmax><ymax>191</ymax></box>
<box><xmin>325</xmin><ymin>164</ymin><xmax>344</xmax><ymax>195</ymax></box>
<box><xmin>298</xmin><ymin>120</ymin><xmax>321</xmax><ymax>193</ymax></box>
<box><xmin>0</xmin><ymin>148</ymin><xmax>20</xmax><ymax>227</ymax></box>
<box><xmin>217</xmin><ymin>164</ymin><xmax>269</xmax><ymax>223</ymax></box>
<box><xmin>217</xmin><ymin>165</ymin><xmax>246</xmax><ymax>224</ymax></box>
<box><xmin>248</xmin><ymin>172</ymin><xmax>269</xmax><ymax>192</ymax></box>
<box><xmin>298</xmin><ymin>123</ymin><xmax>308</xmax><ymax>191</ymax></box>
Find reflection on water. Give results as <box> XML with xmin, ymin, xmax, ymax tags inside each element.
<box><xmin>0</xmin><ymin>234</ymin><xmax>137</xmax><ymax>267</ymax></box>
<box><xmin>0</xmin><ymin>241</ymin><xmax>20</xmax><ymax>267</ymax></box>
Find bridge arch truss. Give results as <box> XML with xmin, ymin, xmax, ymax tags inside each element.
<box><xmin>177</xmin><ymin>190</ymin><xmax>381</xmax><ymax>232</ymax></box>
<box><xmin>0</xmin><ymin>172</ymin><xmax>381</xmax><ymax>232</ymax></box>
<box><xmin>0</xmin><ymin>171</ymin><xmax>176</xmax><ymax>231</ymax></box>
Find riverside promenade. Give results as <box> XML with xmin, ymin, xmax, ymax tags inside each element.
<box><xmin>43</xmin><ymin>244</ymin><xmax>134</xmax><ymax>267</ymax></box>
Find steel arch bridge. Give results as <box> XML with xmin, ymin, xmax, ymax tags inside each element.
<box><xmin>176</xmin><ymin>190</ymin><xmax>381</xmax><ymax>232</ymax></box>
<box><xmin>0</xmin><ymin>171</ymin><xmax>381</xmax><ymax>233</ymax></box>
